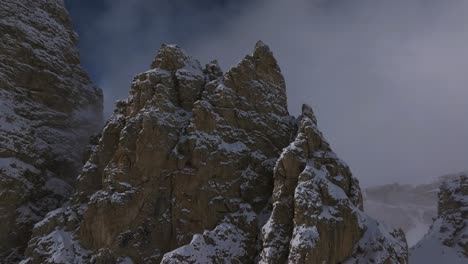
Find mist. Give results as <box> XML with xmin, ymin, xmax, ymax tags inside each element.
<box><xmin>67</xmin><ymin>0</ymin><xmax>468</xmax><ymax>187</ymax></box>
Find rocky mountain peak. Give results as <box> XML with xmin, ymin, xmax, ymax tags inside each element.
<box><xmin>21</xmin><ymin>42</ymin><xmax>408</xmax><ymax>264</ymax></box>
<box><xmin>252</xmin><ymin>40</ymin><xmax>281</xmax><ymax>73</ymax></box>
<box><xmin>301</xmin><ymin>104</ymin><xmax>318</xmax><ymax>125</ymax></box>
<box><xmin>150</xmin><ymin>44</ymin><xmax>198</xmax><ymax>72</ymax></box>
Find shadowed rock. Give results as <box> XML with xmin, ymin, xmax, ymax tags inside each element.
<box><xmin>0</xmin><ymin>0</ymin><xmax>103</xmax><ymax>261</ymax></box>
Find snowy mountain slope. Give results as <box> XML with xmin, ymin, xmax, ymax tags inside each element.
<box><xmin>410</xmin><ymin>174</ymin><xmax>467</xmax><ymax>263</ymax></box>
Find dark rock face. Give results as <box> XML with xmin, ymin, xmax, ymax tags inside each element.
<box><xmin>21</xmin><ymin>42</ymin><xmax>407</xmax><ymax>264</ymax></box>
<box><xmin>410</xmin><ymin>174</ymin><xmax>468</xmax><ymax>263</ymax></box>
<box><xmin>0</xmin><ymin>0</ymin><xmax>103</xmax><ymax>261</ymax></box>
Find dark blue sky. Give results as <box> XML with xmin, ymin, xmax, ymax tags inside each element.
<box><xmin>65</xmin><ymin>0</ymin><xmax>107</xmax><ymax>80</ymax></box>
<box><xmin>65</xmin><ymin>0</ymin><xmax>249</xmax><ymax>82</ymax></box>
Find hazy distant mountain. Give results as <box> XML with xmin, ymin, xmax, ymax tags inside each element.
<box><xmin>364</xmin><ymin>173</ymin><xmax>465</xmax><ymax>246</ymax></box>
<box><xmin>364</xmin><ymin>182</ymin><xmax>437</xmax><ymax>246</ymax></box>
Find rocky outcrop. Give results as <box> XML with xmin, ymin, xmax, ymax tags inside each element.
<box><xmin>22</xmin><ymin>42</ymin><xmax>407</xmax><ymax>263</ymax></box>
<box><xmin>257</xmin><ymin>104</ymin><xmax>407</xmax><ymax>264</ymax></box>
<box><xmin>0</xmin><ymin>0</ymin><xmax>103</xmax><ymax>261</ymax></box>
<box><xmin>410</xmin><ymin>174</ymin><xmax>468</xmax><ymax>263</ymax></box>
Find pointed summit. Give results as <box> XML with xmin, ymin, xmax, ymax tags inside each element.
<box><xmin>150</xmin><ymin>44</ymin><xmax>191</xmax><ymax>71</ymax></box>
<box><xmin>252</xmin><ymin>40</ymin><xmax>280</xmax><ymax>72</ymax></box>
<box><xmin>222</xmin><ymin>41</ymin><xmax>288</xmax><ymax>115</ymax></box>
<box><xmin>254</xmin><ymin>40</ymin><xmax>270</xmax><ymax>55</ymax></box>
<box><xmin>302</xmin><ymin>103</ymin><xmax>318</xmax><ymax>125</ymax></box>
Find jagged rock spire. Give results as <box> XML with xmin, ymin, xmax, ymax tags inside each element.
<box><xmin>302</xmin><ymin>103</ymin><xmax>318</xmax><ymax>125</ymax></box>
<box><xmin>22</xmin><ymin>42</ymin><xmax>408</xmax><ymax>264</ymax></box>
<box><xmin>150</xmin><ymin>44</ymin><xmax>190</xmax><ymax>71</ymax></box>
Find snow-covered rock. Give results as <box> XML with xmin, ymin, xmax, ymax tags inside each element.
<box><xmin>0</xmin><ymin>0</ymin><xmax>103</xmax><ymax>261</ymax></box>
<box><xmin>22</xmin><ymin>42</ymin><xmax>407</xmax><ymax>263</ymax></box>
<box><xmin>258</xmin><ymin>104</ymin><xmax>407</xmax><ymax>264</ymax></box>
<box><xmin>410</xmin><ymin>174</ymin><xmax>467</xmax><ymax>263</ymax></box>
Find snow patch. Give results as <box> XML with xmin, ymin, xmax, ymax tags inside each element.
<box><xmin>20</xmin><ymin>228</ymin><xmax>89</xmax><ymax>264</ymax></box>
<box><xmin>161</xmin><ymin>223</ymin><xmax>249</xmax><ymax>263</ymax></box>
<box><xmin>290</xmin><ymin>225</ymin><xmax>319</xmax><ymax>249</ymax></box>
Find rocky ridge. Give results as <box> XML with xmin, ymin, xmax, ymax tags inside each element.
<box><xmin>21</xmin><ymin>42</ymin><xmax>407</xmax><ymax>263</ymax></box>
<box><xmin>0</xmin><ymin>0</ymin><xmax>103</xmax><ymax>261</ymax></box>
<box><xmin>410</xmin><ymin>174</ymin><xmax>468</xmax><ymax>263</ymax></box>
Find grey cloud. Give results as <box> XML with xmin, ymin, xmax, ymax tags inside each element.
<box><xmin>72</xmin><ymin>0</ymin><xmax>468</xmax><ymax>186</ymax></box>
<box><xmin>72</xmin><ymin>0</ymin><xmax>251</xmax><ymax>116</ymax></box>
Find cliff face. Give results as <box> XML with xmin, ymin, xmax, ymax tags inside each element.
<box><xmin>410</xmin><ymin>174</ymin><xmax>468</xmax><ymax>263</ymax></box>
<box><xmin>22</xmin><ymin>42</ymin><xmax>407</xmax><ymax>264</ymax></box>
<box><xmin>0</xmin><ymin>0</ymin><xmax>103</xmax><ymax>261</ymax></box>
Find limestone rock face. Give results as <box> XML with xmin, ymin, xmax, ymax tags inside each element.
<box><xmin>22</xmin><ymin>42</ymin><xmax>407</xmax><ymax>264</ymax></box>
<box><xmin>0</xmin><ymin>0</ymin><xmax>103</xmax><ymax>261</ymax></box>
<box><xmin>410</xmin><ymin>174</ymin><xmax>468</xmax><ymax>263</ymax></box>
